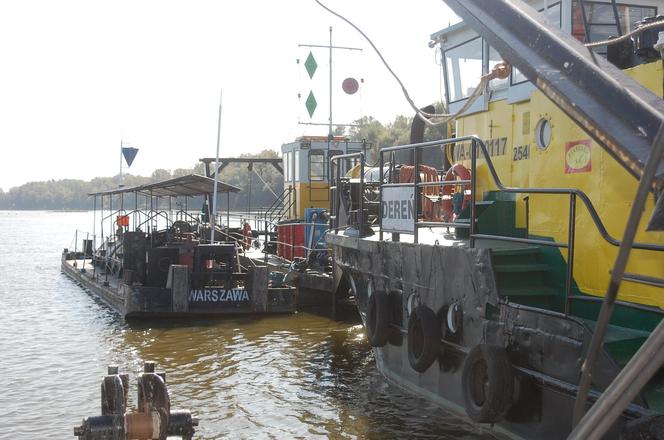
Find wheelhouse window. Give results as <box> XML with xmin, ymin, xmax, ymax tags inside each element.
<box><xmin>294</xmin><ymin>150</ymin><xmax>300</xmax><ymax>181</ymax></box>
<box><xmin>309</xmin><ymin>150</ymin><xmax>326</xmax><ymax>181</ymax></box>
<box><xmin>445</xmin><ymin>37</ymin><xmax>482</xmax><ymax>102</ymax></box>
<box><xmin>283</xmin><ymin>154</ymin><xmax>288</xmax><ymax>182</ymax></box>
<box><xmin>489</xmin><ymin>46</ymin><xmax>509</xmax><ymax>91</ymax></box>
<box><xmin>572</xmin><ymin>2</ymin><xmax>656</xmax><ymax>50</ymax></box>
<box><xmin>285</xmin><ymin>151</ymin><xmax>293</xmax><ymax>182</ymax></box>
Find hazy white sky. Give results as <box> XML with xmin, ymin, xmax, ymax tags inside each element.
<box><xmin>0</xmin><ymin>0</ymin><xmax>457</xmax><ymax>191</ymax></box>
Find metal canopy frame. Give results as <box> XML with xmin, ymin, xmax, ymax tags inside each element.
<box><xmin>199</xmin><ymin>157</ymin><xmax>284</xmax><ymax>177</ymax></box>
<box><xmin>88</xmin><ymin>174</ymin><xmax>241</xmax><ymax>198</ymax></box>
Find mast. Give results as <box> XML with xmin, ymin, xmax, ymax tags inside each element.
<box><xmin>211</xmin><ymin>89</ymin><xmax>223</xmax><ymax>243</ymax></box>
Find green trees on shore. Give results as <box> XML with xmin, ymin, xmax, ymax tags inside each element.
<box><xmin>0</xmin><ymin>110</ymin><xmax>449</xmax><ymax>210</ymax></box>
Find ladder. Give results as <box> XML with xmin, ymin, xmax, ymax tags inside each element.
<box><xmin>577</xmin><ymin>0</ymin><xmax>622</xmax><ymax>48</ymax></box>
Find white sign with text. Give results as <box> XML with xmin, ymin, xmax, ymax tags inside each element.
<box><xmin>381</xmin><ymin>186</ymin><xmax>415</xmax><ymax>233</ymax></box>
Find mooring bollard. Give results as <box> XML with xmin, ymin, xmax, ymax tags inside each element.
<box><xmin>74</xmin><ymin>361</ymin><xmax>198</xmax><ymax>440</ymax></box>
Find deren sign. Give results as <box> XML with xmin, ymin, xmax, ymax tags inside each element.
<box><xmin>381</xmin><ymin>186</ymin><xmax>415</xmax><ymax>233</ymax></box>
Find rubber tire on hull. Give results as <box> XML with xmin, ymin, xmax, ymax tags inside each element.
<box><xmin>462</xmin><ymin>344</ymin><xmax>514</xmax><ymax>423</ymax></box>
<box><xmin>407</xmin><ymin>305</ymin><xmax>441</xmax><ymax>373</ymax></box>
<box><xmin>366</xmin><ymin>291</ymin><xmax>390</xmax><ymax>347</ymax></box>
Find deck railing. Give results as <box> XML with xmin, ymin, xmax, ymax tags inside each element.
<box><xmin>331</xmin><ymin>135</ymin><xmax>664</xmax><ymax>317</ymax></box>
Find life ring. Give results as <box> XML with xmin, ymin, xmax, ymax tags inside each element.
<box><xmin>399</xmin><ymin>164</ymin><xmax>443</xmax><ymax>221</ymax></box>
<box><xmin>461</xmin><ymin>344</ymin><xmax>514</xmax><ymax>423</ymax></box>
<box><xmin>242</xmin><ymin>223</ymin><xmax>252</xmax><ymax>250</ymax></box>
<box><xmin>441</xmin><ymin>163</ymin><xmax>471</xmax><ymax>222</ymax></box>
<box><xmin>366</xmin><ymin>288</ymin><xmax>391</xmax><ymax>347</ymax></box>
<box><xmin>407</xmin><ymin>305</ymin><xmax>441</xmax><ymax>372</ymax></box>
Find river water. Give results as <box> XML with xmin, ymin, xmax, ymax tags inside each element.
<box><xmin>0</xmin><ymin>211</ymin><xmax>492</xmax><ymax>439</ymax></box>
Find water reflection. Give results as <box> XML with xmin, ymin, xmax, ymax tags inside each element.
<box><xmin>0</xmin><ymin>211</ymin><xmax>492</xmax><ymax>439</ymax></box>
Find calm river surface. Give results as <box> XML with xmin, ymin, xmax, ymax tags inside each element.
<box><xmin>0</xmin><ymin>211</ymin><xmax>493</xmax><ymax>439</ymax></box>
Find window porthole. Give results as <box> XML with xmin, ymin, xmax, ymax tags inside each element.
<box><xmin>535</xmin><ymin>118</ymin><xmax>552</xmax><ymax>150</ymax></box>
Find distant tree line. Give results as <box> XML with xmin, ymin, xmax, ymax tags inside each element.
<box><xmin>0</xmin><ymin>110</ymin><xmax>449</xmax><ymax>210</ymax></box>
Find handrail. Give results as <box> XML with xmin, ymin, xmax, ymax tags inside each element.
<box><xmin>265</xmin><ymin>186</ymin><xmax>289</xmax><ymax>217</ymax></box>
<box><xmin>377</xmin><ymin>135</ymin><xmax>664</xmax><ymax>252</ymax></box>
<box><xmin>330</xmin><ymin>151</ymin><xmax>365</xmax><ymax>234</ymax></box>
<box><xmin>365</xmin><ymin>135</ymin><xmax>663</xmax><ymax>316</ymax></box>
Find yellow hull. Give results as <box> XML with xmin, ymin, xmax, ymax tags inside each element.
<box><xmin>453</xmin><ymin>61</ymin><xmax>664</xmax><ymax>308</ymax></box>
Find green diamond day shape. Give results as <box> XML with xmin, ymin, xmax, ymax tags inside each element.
<box><xmin>304</xmin><ymin>52</ymin><xmax>317</xmax><ymax>79</ymax></box>
<box><xmin>305</xmin><ymin>91</ymin><xmax>317</xmax><ymax>117</ymax></box>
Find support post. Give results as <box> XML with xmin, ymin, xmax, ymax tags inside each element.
<box><xmin>565</xmin><ymin>193</ymin><xmax>577</xmax><ymax>316</ymax></box>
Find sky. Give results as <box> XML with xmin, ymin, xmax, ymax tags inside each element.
<box><xmin>0</xmin><ymin>0</ymin><xmax>458</xmax><ymax>191</ymax></box>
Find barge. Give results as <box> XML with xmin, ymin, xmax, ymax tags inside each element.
<box><xmin>326</xmin><ymin>0</ymin><xmax>664</xmax><ymax>438</ymax></box>
<box><xmin>199</xmin><ymin>136</ymin><xmax>370</xmax><ymax>319</ymax></box>
<box><xmin>62</xmin><ymin>174</ymin><xmax>295</xmax><ymax>318</ymax></box>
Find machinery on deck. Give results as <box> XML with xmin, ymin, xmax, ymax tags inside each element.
<box><xmin>62</xmin><ymin>174</ymin><xmax>295</xmax><ymax>318</ymax></box>
<box><xmin>201</xmin><ymin>137</ymin><xmax>371</xmax><ymax>318</ymax></box>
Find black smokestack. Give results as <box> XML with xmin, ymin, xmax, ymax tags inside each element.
<box><xmin>410</xmin><ymin>105</ymin><xmax>435</xmax><ymax>144</ymax></box>
<box><xmin>402</xmin><ymin>105</ymin><xmax>436</xmax><ymax>165</ymax></box>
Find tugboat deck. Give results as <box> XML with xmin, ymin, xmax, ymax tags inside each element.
<box><xmin>329</xmin><ymin>226</ymin><xmax>537</xmax><ymax>252</ymax></box>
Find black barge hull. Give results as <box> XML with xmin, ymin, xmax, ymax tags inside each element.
<box><xmin>61</xmin><ymin>251</ymin><xmax>295</xmax><ymax>319</ymax></box>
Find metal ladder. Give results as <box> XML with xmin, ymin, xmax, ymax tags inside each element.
<box><xmin>577</xmin><ymin>0</ymin><xmax>622</xmax><ymax>45</ymax></box>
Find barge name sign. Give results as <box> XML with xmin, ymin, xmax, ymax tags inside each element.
<box><xmin>189</xmin><ymin>288</ymin><xmax>250</xmax><ymax>304</ymax></box>
<box><xmin>381</xmin><ymin>186</ymin><xmax>415</xmax><ymax>233</ymax></box>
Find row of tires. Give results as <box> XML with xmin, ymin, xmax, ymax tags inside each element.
<box><xmin>366</xmin><ymin>290</ymin><xmax>514</xmax><ymax>423</ymax></box>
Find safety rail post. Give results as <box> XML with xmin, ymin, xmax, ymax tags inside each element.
<box><xmin>565</xmin><ymin>193</ymin><xmax>577</xmax><ymax>316</ymax></box>
<box><xmin>379</xmin><ymin>148</ymin><xmax>384</xmax><ymax>241</ymax></box>
<box><xmin>82</xmin><ymin>232</ymin><xmax>89</xmax><ymax>271</ymax></box>
<box><xmin>360</xmin><ymin>154</ymin><xmax>365</xmax><ymax>234</ymax></box>
<box><xmin>470</xmin><ymin>138</ymin><xmax>477</xmax><ymax>248</ymax></box>
<box><xmin>335</xmin><ymin>157</ymin><xmax>340</xmax><ymax>232</ymax></box>
<box><xmin>264</xmin><ymin>220</ymin><xmax>268</xmax><ymax>265</ymax></box>
<box><xmin>329</xmin><ymin>159</ymin><xmax>334</xmax><ymax>231</ymax></box>
<box><xmin>331</xmin><ymin>156</ymin><xmax>341</xmax><ymax>234</ymax></box>
<box><xmin>329</xmin><ymin>160</ymin><xmax>334</xmax><ymax>233</ymax></box>
<box><xmin>414</xmin><ymin>144</ymin><xmax>420</xmax><ymax>243</ymax></box>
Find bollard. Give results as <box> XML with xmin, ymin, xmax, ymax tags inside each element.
<box><xmin>74</xmin><ymin>361</ymin><xmax>198</xmax><ymax>440</ymax></box>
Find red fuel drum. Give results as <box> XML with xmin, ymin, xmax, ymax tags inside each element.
<box><xmin>277</xmin><ymin>222</ymin><xmax>305</xmax><ymax>260</ymax></box>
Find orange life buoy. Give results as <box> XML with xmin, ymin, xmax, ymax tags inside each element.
<box><xmin>399</xmin><ymin>165</ymin><xmax>442</xmax><ymax>222</ymax></box>
<box><xmin>242</xmin><ymin>223</ymin><xmax>252</xmax><ymax>250</ymax></box>
<box><xmin>441</xmin><ymin>163</ymin><xmax>471</xmax><ymax>222</ymax></box>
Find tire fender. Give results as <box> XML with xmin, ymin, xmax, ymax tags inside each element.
<box><xmin>407</xmin><ymin>305</ymin><xmax>441</xmax><ymax>372</ymax></box>
<box><xmin>366</xmin><ymin>290</ymin><xmax>391</xmax><ymax>347</ymax></box>
<box><xmin>461</xmin><ymin>344</ymin><xmax>514</xmax><ymax>423</ymax></box>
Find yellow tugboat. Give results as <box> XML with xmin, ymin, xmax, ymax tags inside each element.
<box><xmin>326</xmin><ymin>0</ymin><xmax>664</xmax><ymax>438</ymax></box>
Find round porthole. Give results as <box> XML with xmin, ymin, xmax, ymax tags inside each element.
<box><xmin>535</xmin><ymin>117</ymin><xmax>552</xmax><ymax>150</ymax></box>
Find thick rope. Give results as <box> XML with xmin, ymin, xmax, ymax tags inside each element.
<box><xmin>585</xmin><ymin>19</ymin><xmax>664</xmax><ymax>48</ymax></box>
<box><xmin>314</xmin><ymin>0</ymin><xmax>509</xmax><ymax>126</ymax></box>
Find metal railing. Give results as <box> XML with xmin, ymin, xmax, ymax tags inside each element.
<box><xmin>264</xmin><ymin>186</ymin><xmax>295</xmax><ymax>226</ymax></box>
<box><xmin>330</xmin><ymin>151</ymin><xmax>365</xmax><ymax>233</ymax></box>
<box><xmin>329</xmin><ymin>135</ymin><xmax>664</xmax><ymax>316</ymax></box>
